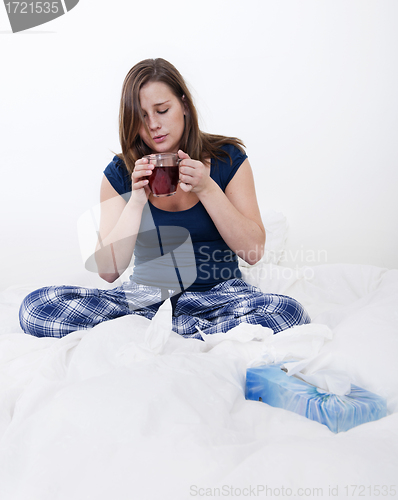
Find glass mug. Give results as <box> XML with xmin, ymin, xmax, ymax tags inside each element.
<box><xmin>144</xmin><ymin>153</ymin><xmax>181</xmax><ymax>197</ymax></box>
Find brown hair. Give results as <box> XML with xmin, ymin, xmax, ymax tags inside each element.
<box><xmin>118</xmin><ymin>58</ymin><xmax>245</xmax><ymax>174</ymax></box>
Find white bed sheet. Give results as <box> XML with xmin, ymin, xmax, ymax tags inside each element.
<box><xmin>0</xmin><ymin>262</ymin><xmax>397</xmax><ymax>500</ymax></box>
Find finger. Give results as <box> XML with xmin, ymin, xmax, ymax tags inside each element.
<box><xmin>133</xmin><ymin>164</ymin><xmax>153</xmax><ymax>179</ymax></box>
<box><xmin>134</xmin><ymin>158</ymin><xmax>149</xmax><ymax>168</ymax></box>
<box><xmin>135</xmin><ymin>158</ymin><xmax>155</xmax><ymax>172</ymax></box>
<box><xmin>179</xmin><ymin>173</ymin><xmax>195</xmax><ymax>187</ymax></box>
<box><xmin>135</xmin><ymin>160</ymin><xmax>153</xmax><ymax>171</ymax></box>
<box><xmin>133</xmin><ymin>178</ymin><xmax>149</xmax><ymax>190</ymax></box>
<box><xmin>179</xmin><ymin>182</ymin><xmax>193</xmax><ymax>193</ymax></box>
<box><xmin>132</xmin><ymin>174</ymin><xmax>150</xmax><ymax>186</ymax></box>
<box><xmin>178</xmin><ymin>149</ymin><xmax>191</xmax><ymax>160</ymax></box>
<box><xmin>136</xmin><ymin>164</ymin><xmax>153</xmax><ymax>174</ymax></box>
<box><xmin>179</xmin><ymin>162</ymin><xmax>196</xmax><ymax>176</ymax></box>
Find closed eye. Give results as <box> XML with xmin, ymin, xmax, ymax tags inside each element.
<box><xmin>157</xmin><ymin>109</ymin><xmax>169</xmax><ymax>114</ymax></box>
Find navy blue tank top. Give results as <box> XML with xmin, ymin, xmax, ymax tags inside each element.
<box><xmin>103</xmin><ymin>144</ymin><xmax>247</xmax><ymax>292</ymax></box>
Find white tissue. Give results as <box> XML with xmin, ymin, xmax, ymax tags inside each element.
<box><xmin>201</xmin><ymin>322</ymin><xmax>351</xmax><ymax>396</ymax></box>
<box><xmin>144</xmin><ymin>298</ymin><xmax>173</xmax><ymax>354</ymax></box>
<box><xmin>146</xmin><ymin>308</ymin><xmax>351</xmax><ymax>396</ymax></box>
<box><xmin>282</xmin><ymin>352</ymin><xmax>352</xmax><ymax>396</ymax></box>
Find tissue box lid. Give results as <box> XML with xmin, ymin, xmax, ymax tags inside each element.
<box><xmin>245</xmin><ymin>364</ymin><xmax>387</xmax><ymax>433</ymax></box>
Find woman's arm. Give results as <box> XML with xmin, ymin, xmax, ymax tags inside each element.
<box><xmin>178</xmin><ymin>153</ymin><xmax>265</xmax><ymax>265</ymax></box>
<box><xmin>95</xmin><ymin>159</ymin><xmax>154</xmax><ymax>282</ymax></box>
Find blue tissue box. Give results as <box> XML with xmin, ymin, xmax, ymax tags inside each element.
<box><xmin>245</xmin><ymin>364</ymin><xmax>387</xmax><ymax>433</ymax></box>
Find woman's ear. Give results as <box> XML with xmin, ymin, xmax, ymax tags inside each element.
<box><xmin>181</xmin><ymin>94</ymin><xmax>189</xmax><ymax>115</ymax></box>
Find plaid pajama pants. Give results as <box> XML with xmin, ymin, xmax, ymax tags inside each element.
<box><xmin>19</xmin><ymin>278</ymin><xmax>311</xmax><ymax>340</ymax></box>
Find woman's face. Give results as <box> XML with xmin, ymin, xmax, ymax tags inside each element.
<box><xmin>138</xmin><ymin>81</ymin><xmax>186</xmax><ymax>154</ymax></box>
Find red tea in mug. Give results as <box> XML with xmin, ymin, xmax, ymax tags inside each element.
<box><xmin>148</xmin><ymin>165</ymin><xmax>179</xmax><ymax>197</ymax></box>
<box><xmin>145</xmin><ymin>153</ymin><xmax>180</xmax><ymax>197</ymax></box>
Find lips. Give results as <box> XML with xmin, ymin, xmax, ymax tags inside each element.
<box><xmin>153</xmin><ymin>135</ymin><xmax>167</xmax><ymax>143</ymax></box>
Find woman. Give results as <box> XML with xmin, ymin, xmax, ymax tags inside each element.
<box><xmin>19</xmin><ymin>58</ymin><xmax>310</xmax><ymax>339</ymax></box>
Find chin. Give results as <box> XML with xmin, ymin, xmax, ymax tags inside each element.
<box><xmin>155</xmin><ymin>144</ymin><xmax>178</xmax><ymax>154</ymax></box>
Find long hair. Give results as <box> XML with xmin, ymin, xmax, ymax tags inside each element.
<box><xmin>118</xmin><ymin>58</ymin><xmax>245</xmax><ymax>174</ymax></box>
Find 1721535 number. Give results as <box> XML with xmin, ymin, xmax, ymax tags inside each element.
<box><xmin>5</xmin><ymin>2</ymin><xmax>60</xmax><ymax>14</ymax></box>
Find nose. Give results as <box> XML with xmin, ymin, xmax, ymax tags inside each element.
<box><xmin>147</xmin><ymin>114</ymin><xmax>161</xmax><ymax>131</ymax></box>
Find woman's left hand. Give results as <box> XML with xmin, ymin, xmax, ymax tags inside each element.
<box><xmin>178</xmin><ymin>150</ymin><xmax>211</xmax><ymax>193</ymax></box>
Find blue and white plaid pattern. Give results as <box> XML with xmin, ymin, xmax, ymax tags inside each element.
<box><xmin>173</xmin><ymin>279</ymin><xmax>310</xmax><ymax>339</ymax></box>
<box><xmin>19</xmin><ymin>279</ymin><xmax>310</xmax><ymax>339</ymax></box>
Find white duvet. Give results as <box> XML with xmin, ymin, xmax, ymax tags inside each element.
<box><xmin>0</xmin><ymin>262</ymin><xmax>397</xmax><ymax>500</ymax></box>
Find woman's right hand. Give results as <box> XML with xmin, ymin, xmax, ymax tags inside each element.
<box><xmin>130</xmin><ymin>157</ymin><xmax>154</xmax><ymax>205</ymax></box>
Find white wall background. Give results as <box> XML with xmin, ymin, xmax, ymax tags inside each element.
<box><xmin>1</xmin><ymin>0</ymin><xmax>397</xmax><ymax>291</ymax></box>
